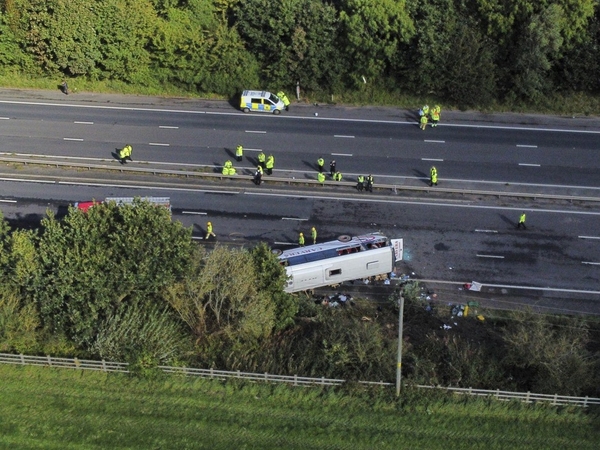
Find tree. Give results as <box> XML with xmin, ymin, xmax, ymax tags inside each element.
<box><xmin>338</xmin><ymin>0</ymin><xmax>415</xmax><ymax>86</ymax></box>
<box><xmin>509</xmin><ymin>5</ymin><xmax>564</xmax><ymax>103</ymax></box>
<box><xmin>502</xmin><ymin>310</ymin><xmax>598</xmax><ymax>396</ymax></box>
<box><xmin>31</xmin><ymin>199</ymin><xmax>193</xmax><ymax>348</ymax></box>
<box><xmin>164</xmin><ymin>245</ymin><xmax>276</xmax><ymax>344</ymax></box>
<box><xmin>235</xmin><ymin>0</ymin><xmax>342</xmax><ymax>92</ymax></box>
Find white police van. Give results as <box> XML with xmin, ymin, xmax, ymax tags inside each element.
<box><xmin>240</xmin><ymin>90</ymin><xmax>285</xmax><ymax>114</ymax></box>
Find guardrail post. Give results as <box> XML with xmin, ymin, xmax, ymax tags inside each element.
<box><xmin>553</xmin><ymin>394</ymin><xmax>558</xmax><ymax>406</ymax></box>
<box><xmin>237</xmin><ymin>370</ymin><xmax>241</xmax><ymax>379</ymax></box>
<box><xmin>321</xmin><ymin>377</ymin><xmax>325</xmax><ymax>386</ymax></box>
<box><xmin>20</xmin><ymin>354</ymin><xmax>25</xmax><ymax>365</ymax></box>
<box><xmin>264</xmin><ymin>372</ymin><xmax>268</xmax><ymax>381</ymax></box>
<box><xmin>468</xmin><ymin>387</ymin><xmax>472</xmax><ymax>395</ymax></box>
<box><xmin>294</xmin><ymin>374</ymin><xmax>298</xmax><ymax>386</ymax></box>
<box><xmin>47</xmin><ymin>355</ymin><xmax>52</xmax><ymax>366</ymax></box>
<box><xmin>496</xmin><ymin>389</ymin><xmax>500</xmax><ymax>399</ymax></box>
<box><xmin>102</xmin><ymin>360</ymin><xmax>106</xmax><ymax>372</ymax></box>
<box><xmin>526</xmin><ymin>391</ymin><xmax>530</xmax><ymax>403</ymax></box>
<box><xmin>74</xmin><ymin>357</ymin><xmax>80</xmax><ymax>368</ymax></box>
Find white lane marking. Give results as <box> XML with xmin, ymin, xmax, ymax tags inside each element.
<box><xmin>517</xmin><ymin>144</ymin><xmax>538</xmax><ymax>148</ymax></box>
<box><xmin>282</xmin><ymin>217</ymin><xmax>308</xmax><ymax>221</ymax></box>
<box><xmin>0</xmin><ymin>177</ymin><xmax>55</xmax><ymax>184</ymax></box>
<box><xmin>334</xmin><ymin>135</ymin><xmax>355</xmax><ymax>138</ymax></box>
<box><xmin>159</xmin><ymin>125</ymin><xmax>179</xmax><ymax>129</ymax></box>
<box><xmin>0</xmin><ymin>117</ymin><xmax>10</xmax><ymax>120</ymax></box>
<box><xmin>416</xmin><ymin>278</ymin><xmax>600</xmax><ymax>296</ymax></box>
<box><xmin>56</xmin><ymin>181</ymin><xmax>239</xmax><ymax>194</ymax></box>
<box><xmin>192</xmin><ymin>236</ymin><xmax>204</xmax><ymax>240</ymax></box>
<box><xmin>582</xmin><ymin>261</ymin><xmax>600</xmax><ymax>265</ymax></box>
<box><xmin>274</xmin><ymin>241</ymin><xmax>296</xmax><ymax>246</ymax></box>
<box><xmin>245</xmin><ymin>148</ymin><xmax>263</xmax><ymax>152</ymax></box>
<box><xmin>182</xmin><ymin>211</ymin><xmax>207</xmax><ymax>215</ymax></box>
<box><xmin>579</xmin><ymin>236</ymin><xmax>600</xmax><ymax>240</ymax></box>
<box><xmin>74</xmin><ymin>121</ymin><xmax>93</xmax><ymax>125</ymax></box>
<box><xmin>63</xmin><ymin>137</ymin><xmax>83</xmax><ymax>141</ymax></box>
<box><xmin>245</xmin><ymin>130</ymin><xmax>266</xmax><ymax>134</ymax></box>
<box><xmin>422</xmin><ymin>158</ymin><xmax>444</xmax><ymax>161</ymax></box>
<box><xmin>1</xmin><ymin>99</ymin><xmax>599</xmax><ymax>135</ymax></box>
<box><xmin>331</xmin><ymin>153</ymin><xmax>353</xmax><ymax>156</ymax></box>
<box><xmin>149</xmin><ymin>142</ymin><xmax>170</xmax><ymax>146</ymax></box>
<box><xmin>475</xmin><ymin>229</ymin><xmax>498</xmax><ymax>233</ymax></box>
<box><xmin>477</xmin><ymin>254</ymin><xmax>505</xmax><ymax>259</ymax></box>
<box><xmin>249</xmin><ymin>192</ymin><xmax>600</xmax><ymax>216</ymax></box>
<box><xmin>518</xmin><ymin>163</ymin><xmax>541</xmax><ymax>167</ymax></box>
<box><xmin>424</xmin><ymin>140</ymin><xmax>445</xmax><ymax>143</ymax></box>
<box><xmin>0</xmin><ymin>199</ymin><xmax>17</xmax><ymax>203</ymax></box>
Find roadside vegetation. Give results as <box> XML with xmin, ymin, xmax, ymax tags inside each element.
<box><xmin>0</xmin><ymin>205</ymin><xmax>598</xmax><ymax>398</ymax></box>
<box><xmin>0</xmin><ymin>1</ymin><xmax>599</xmax><ymax>114</ymax></box>
<box><xmin>1</xmin><ymin>363</ymin><xmax>598</xmax><ymax>450</ymax></box>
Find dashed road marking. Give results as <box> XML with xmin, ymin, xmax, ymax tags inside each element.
<box><xmin>74</xmin><ymin>121</ymin><xmax>93</xmax><ymax>125</ymax></box>
<box><xmin>518</xmin><ymin>163</ymin><xmax>541</xmax><ymax>167</ymax></box>
<box><xmin>282</xmin><ymin>217</ymin><xmax>308</xmax><ymax>221</ymax></box>
<box><xmin>424</xmin><ymin>140</ymin><xmax>445</xmax><ymax>143</ymax></box>
<box><xmin>182</xmin><ymin>211</ymin><xmax>207</xmax><ymax>215</ymax></box>
<box><xmin>517</xmin><ymin>144</ymin><xmax>538</xmax><ymax>148</ymax></box>
<box><xmin>245</xmin><ymin>130</ymin><xmax>266</xmax><ymax>134</ymax></box>
<box><xmin>63</xmin><ymin>137</ymin><xmax>83</xmax><ymax>141</ymax></box>
<box><xmin>331</xmin><ymin>153</ymin><xmax>353</xmax><ymax>156</ymax></box>
<box><xmin>149</xmin><ymin>142</ymin><xmax>170</xmax><ymax>146</ymax></box>
<box><xmin>475</xmin><ymin>229</ymin><xmax>498</xmax><ymax>233</ymax></box>
<box><xmin>159</xmin><ymin>125</ymin><xmax>179</xmax><ymax>129</ymax></box>
<box><xmin>477</xmin><ymin>254</ymin><xmax>505</xmax><ymax>259</ymax></box>
<box><xmin>422</xmin><ymin>158</ymin><xmax>444</xmax><ymax>161</ymax></box>
<box><xmin>334</xmin><ymin>135</ymin><xmax>355</xmax><ymax>138</ymax></box>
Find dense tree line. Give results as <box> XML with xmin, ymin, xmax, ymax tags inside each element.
<box><xmin>0</xmin><ymin>0</ymin><xmax>598</xmax><ymax>107</ymax></box>
<box><xmin>0</xmin><ymin>204</ymin><xmax>598</xmax><ymax>396</ymax></box>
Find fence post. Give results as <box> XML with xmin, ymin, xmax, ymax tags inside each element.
<box><xmin>553</xmin><ymin>394</ymin><xmax>558</xmax><ymax>406</ymax></box>
<box><xmin>583</xmin><ymin>396</ymin><xmax>588</xmax><ymax>408</ymax></box>
<box><xmin>321</xmin><ymin>377</ymin><xmax>325</xmax><ymax>386</ymax></box>
<box><xmin>102</xmin><ymin>360</ymin><xmax>106</xmax><ymax>372</ymax></box>
<box><xmin>237</xmin><ymin>370</ymin><xmax>241</xmax><ymax>379</ymax></box>
<box><xmin>74</xmin><ymin>357</ymin><xmax>80</xmax><ymax>368</ymax></box>
<box><xmin>468</xmin><ymin>387</ymin><xmax>472</xmax><ymax>395</ymax></box>
<box><xmin>294</xmin><ymin>374</ymin><xmax>298</xmax><ymax>387</ymax></box>
<box><xmin>526</xmin><ymin>391</ymin><xmax>530</xmax><ymax>403</ymax></box>
<box><xmin>210</xmin><ymin>368</ymin><xmax>214</xmax><ymax>379</ymax></box>
<box><xmin>264</xmin><ymin>372</ymin><xmax>268</xmax><ymax>381</ymax></box>
<box><xmin>47</xmin><ymin>355</ymin><xmax>52</xmax><ymax>366</ymax></box>
<box><xmin>20</xmin><ymin>354</ymin><xmax>25</xmax><ymax>365</ymax></box>
<box><xmin>496</xmin><ymin>389</ymin><xmax>500</xmax><ymax>399</ymax></box>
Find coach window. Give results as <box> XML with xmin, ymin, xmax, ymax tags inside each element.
<box><xmin>328</xmin><ymin>269</ymin><xmax>342</xmax><ymax>276</ymax></box>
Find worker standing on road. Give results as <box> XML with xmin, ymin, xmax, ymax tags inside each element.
<box><xmin>317</xmin><ymin>172</ymin><xmax>325</xmax><ymax>184</ymax></box>
<box><xmin>299</xmin><ymin>232</ymin><xmax>305</xmax><ymax>247</ymax></box>
<box><xmin>277</xmin><ymin>91</ymin><xmax>291</xmax><ymax>111</ymax></box>
<box><xmin>236</xmin><ymin>144</ymin><xmax>243</xmax><ymax>162</ymax></box>
<box><xmin>333</xmin><ymin>171</ymin><xmax>342</xmax><ymax>181</ymax></box>
<box><xmin>205</xmin><ymin>221</ymin><xmax>216</xmax><ymax>239</ymax></box>
<box><xmin>366</xmin><ymin>174</ymin><xmax>374</xmax><ymax>192</ymax></box>
<box><xmin>257</xmin><ymin>152</ymin><xmax>266</xmax><ymax>169</ymax></box>
<box><xmin>317</xmin><ymin>157</ymin><xmax>325</xmax><ymax>173</ymax></box>
<box><xmin>222</xmin><ymin>160</ymin><xmax>233</xmax><ymax>175</ymax></box>
<box><xmin>254</xmin><ymin>165</ymin><xmax>263</xmax><ymax>185</ymax></box>
<box><xmin>311</xmin><ymin>227</ymin><xmax>317</xmax><ymax>245</ymax></box>
<box><xmin>430</xmin><ymin>107</ymin><xmax>440</xmax><ymax>127</ymax></box>
<box><xmin>357</xmin><ymin>175</ymin><xmax>365</xmax><ymax>192</ymax></box>
<box><xmin>118</xmin><ymin>144</ymin><xmax>133</xmax><ymax>164</ymax></box>
<box><xmin>420</xmin><ymin>114</ymin><xmax>428</xmax><ymax>130</ymax></box>
<box><xmin>430</xmin><ymin>166</ymin><xmax>438</xmax><ymax>186</ymax></box>
<box><xmin>329</xmin><ymin>160</ymin><xmax>336</xmax><ymax>177</ymax></box>
<box><xmin>517</xmin><ymin>212</ymin><xmax>527</xmax><ymax>230</ymax></box>
<box><xmin>266</xmin><ymin>155</ymin><xmax>275</xmax><ymax>175</ymax></box>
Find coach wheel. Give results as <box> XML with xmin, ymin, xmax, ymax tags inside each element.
<box><xmin>337</xmin><ymin>235</ymin><xmax>351</xmax><ymax>242</ymax></box>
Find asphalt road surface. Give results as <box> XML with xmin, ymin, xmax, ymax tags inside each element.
<box><xmin>1</xmin><ymin>89</ymin><xmax>599</xmax><ymax>314</ymax></box>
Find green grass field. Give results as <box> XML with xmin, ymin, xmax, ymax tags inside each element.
<box><xmin>0</xmin><ymin>364</ymin><xmax>598</xmax><ymax>450</ymax></box>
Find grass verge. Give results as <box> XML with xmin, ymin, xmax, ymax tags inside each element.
<box><xmin>0</xmin><ymin>364</ymin><xmax>598</xmax><ymax>450</ymax></box>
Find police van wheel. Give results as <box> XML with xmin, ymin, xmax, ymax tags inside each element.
<box><xmin>273</xmin><ymin>109</ymin><xmax>281</xmax><ymax>115</ymax></box>
<box><xmin>243</xmin><ymin>108</ymin><xmax>250</xmax><ymax>113</ymax></box>
<box><xmin>271</xmin><ymin>249</ymin><xmax>283</xmax><ymax>256</ymax></box>
<box><xmin>338</xmin><ymin>235</ymin><xmax>351</xmax><ymax>242</ymax></box>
